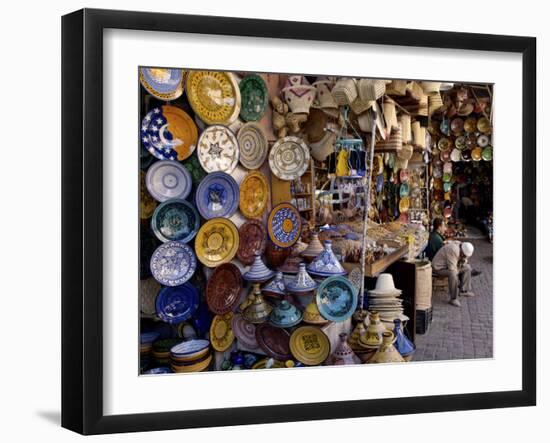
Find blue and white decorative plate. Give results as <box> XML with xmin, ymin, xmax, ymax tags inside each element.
<box><xmin>151</xmin><ymin>199</ymin><xmax>200</xmax><ymax>243</ymax></box>
<box><xmin>145</xmin><ymin>160</ymin><xmax>192</xmax><ymax>202</ymax></box>
<box><xmin>316</xmin><ymin>276</ymin><xmax>358</xmax><ymax>322</ymax></box>
<box><xmin>140</xmin><ymin>68</ymin><xmax>185</xmax><ymax>101</ymax></box>
<box><xmin>195</xmin><ymin>171</ymin><xmax>239</xmax><ymax>219</ymax></box>
<box><xmin>141</xmin><ymin>107</ymin><xmax>178</xmax><ymax>161</ymax></box>
<box><xmin>267</xmin><ymin>203</ymin><xmax>302</xmax><ymax>248</ymax></box>
<box><xmin>155</xmin><ymin>283</ymin><xmax>199</xmax><ymax>324</ymax></box>
<box><xmin>150</xmin><ymin>241</ymin><xmax>197</xmax><ymax>286</ymax></box>
<box><xmin>170</xmin><ymin>339</ymin><xmax>210</xmax><ymax>357</ymax></box>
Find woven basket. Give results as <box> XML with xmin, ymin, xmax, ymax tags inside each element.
<box><xmin>399</xmin><ymin>114</ymin><xmax>412</xmax><ymax>143</ymax></box>
<box><xmin>383</xmin><ymin>99</ymin><xmax>398</xmax><ymax>132</ymax></box>
<box><xmin>417</xmin><ymin>93</ymin><xmax>428</xmax><ymax>117</ymax></box>
<box><xmin>358</xmin><ymin>78</ymin><xmax>386</xmax><ymax>101</ymax></box>
<box><xmin>386</xmin><ymin>79</ymin><xmax>407</xmax><ymax>96</ymax></box>
<box><xmin>428</xmin><ymin>91</ymin><xmax>444</xmax><ymax>116</ymax></box>
<box><xmin>375</xmin><ymin>125</ymin><xmax>402</xmax><ymax>151</ymax></box>
<box><xmin>350</xmin><ymin>97</ymin><xmax>374</xmax><ymax>115</ymax></box>
<box><xmin>415</xmin><ymin>261</ymin><xmax>433</xmax><ymax>310</ymax></box>
<box><xmin>421</xmin><ymin>81</ymin><xmax>442</xmax><ymax>93</ymax></box>
<box><xmin>412</xmin><ymin>121</ymin><xmax>426</xmax><ymax>148</ymax></box>
<box><xmin>407</xmin><ymin>81</ymin><xmax>424</xmax><ymax>101</ymax></box>
<box><xmin>332</xmin><ymin>78</ymin><xmax>358</xmax><ymax>106</ymax></box>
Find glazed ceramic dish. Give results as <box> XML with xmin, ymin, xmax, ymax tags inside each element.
<box><xmin>151</xmin><ymin>199</ymin><xmax>200</xmax><ymax>243</ymax></box>
<box><xmin>231</xmin><ymin>314</ymin><xmax>258</xmax><ymax>349</ymax></box>
<box><xmin>239</xmin><ymin>171</ymin><xmax>269</xmax><ymax>218</ymax></box>
<box><xmin>209</xmin><ymin>313</ymin><xmax>235</xmax><ymax>352</ymax></box>
<box><xmin>206</xmin><ymin>263</ymin><xmax>243</xmax><ymax>314</ymax></box>
<box><xmin>182</xmin><ymin>153</ymin><xmax>207</xmax><ymax>185</ymax></box>
<box><xmin>197</xmin><ymin>125</ymin><xmax>239</xmax><ymax>174</ymax></box>
<box><xmin>237</xmin><ymin>122</ymin><xmax>269</xmax><ymax>170</ymax></box>
<box><xmin>195</xmin><ymin>171</ymin><xmax>239</xmax><ymax>219</ymax></box>
<box><xmin>140</xmin><ymin>170</ymin><xmax>157</xmax><ymax>219</ymax></box>
<box><xmin>186</xmin><ymin>71</ymin><xmax>241</xmax><ymax>125</ymax></box>
<box><xmin>269</xmin><ymin>300</ymin><xmax>303</xmax><ymax>328</ymax></box>
<box><xmin>316</xmin><ymin>276</ymin><xmax>358</xmax><ymax>322</ymax></box>
<box><xmin>239</xmin><ymin>74</ymin><xmax>269</xmax><ymax>122</ymax></box>
<box><xmin>269</xmin><ymin>136</ymin><xmax>310</xmax><ymax>181</ymax></box>
<box><xmin>145</xmin><ymin>160</ymin><xmax>193</xmax><ymax>202</ymax></box>
<box><xmin>255</xmin><ymin>323</ymin><xmax>292</xmax><ymax>360</ymax></box>
<box><xmin>150</xmin><ymin>241</ymin><xmax>197</xmax><ymax>286</ymax></box>
<box><xmin>267</xmin><ymin>203</ymin><xmax>302</xmax><ymax>248</ymax></box>
<box><xmin>236</xmin><ymin>219</ymin><xmax>267</xmax><ymax>265</ymax></box>
<box><xmin>155</xmin><ymin>283</ymin><xmax>199</xmax><ymax>324</ymax></box>
<box><xmin>289</xmin><ymin>326</ymin><xmax>330</xmax><ymax>366</ymax></box>
<box><xmin>195</xmin><ymin>218</ymin><xmax>239</xmax><ymax>267</ymax></box>
<box><xmin>140</xmin><ymin>67</ymin><xmax>186</xmax><ymax>101</ymax></box>
<box><xmin>307</xmin><ymin>241</ymin><xmax>347</xmax><ymax>277</ymax></box>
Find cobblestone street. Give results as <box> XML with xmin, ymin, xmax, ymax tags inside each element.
<box><xmin>414</xmin><ymin>237</ymin><xmax>493</xmax><ymax>361</ymax></box>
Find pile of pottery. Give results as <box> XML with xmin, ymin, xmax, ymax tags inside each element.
<box><xmin>139</xmin><ymin>332</ymin><xmax>160</xmax><ymax>370</ymax></box>
<box><xmin>170</xmin><ymin>339</ymin><xmax>212</xmax><ymax>373</ymax></box>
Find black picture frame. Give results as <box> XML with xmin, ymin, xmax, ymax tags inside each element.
<box><xmin>62</xmin><ymin>8</ymin><xmax>537</xmax><ymax>435</ymax></box>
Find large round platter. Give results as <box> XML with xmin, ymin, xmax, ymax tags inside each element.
<box><xmin>231</xmin><ymin>314</ymin><xmax>258</xmax><ymax>348</ymax></box>
<box><xmin>195</xmin><ymin>218</ymin><xmax>240</xmax><ymax>267</ymax></box>
<box><xmin>267</xmin><ymin>203</ymin><xmax>302</xmax><ymax>248</ymax></box>
<box><xmin>197</xmin><ymin>125</ymin><xmax>239</xmax><ymax>174</ymax></box>
<box><xmin>150</xmin><ymin>241</ymin><xmax>197</xmax><ymax>286</ymax></box>
<box><xmin>209</xmin><ymin>313</ymin><xmax>235</xmax><ymax>352</ymax></box>
<box><xmin>237</xmin><ymin>122</ymin><xmax>269</xmax><ymax>169</ymax></box>
<box><xmin>140</xmin><ymin>106</ymin><xmax>197</xmax><ymax>161</ymax></box>
<box><xmin>239</xmin><ymin>74</ymin><xmax>269</xmax><ymax>122</ymax></box>
<box><xmin>140</xmin><ymin>170</ymin><xmax>157</xmax><ymax>219</ymax></box>
<box><xmin>316</xmin><ymin>276</ymin><xmax>358</xmax><ymax>322</ymax></box>
<box><xmin>155</xmin><ymin>283</ymin><xmax>199</xmax><ymax>324</ymax></box>
<box><xmin>186</xmin><ymin>71</ymin><xmax>241</xmax><ymax>125</ymax></box>
<box><xmin>255</xmin><ymin>324</ymin><xmax>292</xmax><ymax>360</ymax></box>
<box><xmin>151</xmin><ymin>199</ymin><xmax>200</xmax><ymax>243</ymax></box>
<box><xmin>237</xmin><ymin>219</ymin><xmax>268</xmax><ymax>265</ymax></box>
<box><xmin>269</xmin><ymin>136</ymin><xmax>310</xmax><ymax>181</ymax></box>
<box><xmin>140</xmin><ymin>68</ymin><xmax>186</xmax><ymax>101</ymax></box>
<box><xmin>239</xmin><ymin>171</ymin><xmax>269</xmax><ymax>218</ymax></box>
<box><xmin>206</xmin><ymin>263</ymin><xmax>243</xmax><ymax>314</ymax></box>
<box><xmin>195</xmin><ymin>171</ymin><xmax>239</xmax><ymax>219</ymax></box>
<box><xmin>139</xmin><ymin>277</ymin><xmax>160</xmax><ymax>315</ymax></box>
<box><xmin>145</xmin><ymin>160</ymin><xmax>193</xmax><ymax>202</ymax></box>
<box><xmin>289</xmin><ymin>326</ymin><xmax>330</xmax><ymax>366</ymax></box>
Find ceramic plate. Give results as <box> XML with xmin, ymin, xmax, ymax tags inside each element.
<box><xmin>140</xmin><ymin>170</ymin><xmax>157</xmax><ymax>219</ymax></box>
<box><xmin>145</xmin><ymin>160</ymin><xmax>193</xmax><ymax>202</ymax></box>
<box><xmin>482</xmin><ymin>146</ymin><xmax>493</xmax><ymax>161</ymax></box>
<box><xmin>182</xmin><ymin>153</ymin><xmax>207</xmax><ymax>186</ymax></box>
<box><xmin>472</xmin><ymin>147</ymin><xmax>482</xmax><ymax>161</ymax></box>
<box><xmin>255</xmin><ymin>324</ymin><xmax>292</xmax><ymax>360</ymax></box>
<box><xmin>239</xmin><ymin>171</ymin><xmax>269</xmax><ymax>218</ymax></box>
<box><xmin>239</xmin><ymin>74</ymin><xmax>269</xmax><ymax>122</ymax></box>
<box><xmin>399</xmin><ymin>197</ymin><xmax>410</xmax><ymax>213</ymax></box>
<box><xmin>316</xmin><ymin>277</ymin><xmax>357</xmax><ymax>322</ymax></box>
<box><xmin>139</xmin><ymin>277</ymin><xmax>161</xmax><ymax>315</ymax></box>
<box><xmin>267</xmin><ymin>203</ymin><xmax>302</xmax><ymax>248</ymax></box>
<box><xmin>140</xmin><ymin>106</ymin><xmax>198</xmax><ymax>161</ymax></box>
<box><xmin>197</xmin><ymin>125</ymin><xmax>239</xmax><ymax>174</ymax></box>
<box><xmin>477</xmin><ymin>134</ymin><xmax>490</xmax><ymax>147</ymax></box>
<box><xmin>269</xmin><ymin>136</ymin><xmax>310</xmax><ymax>181</ymax></box>
<box><xmin>195</xmin><ymin>171</ymin><xmax>239</xmax><ymax>219</ymax></box>
<box><xmin>155</xmin><ymin>283</ymin><xmax>199</xmax><ymax>324</ymax></box>
<box><xmin>151</xmin><ymin>199</ymin><xmax>200</xmax><ymax>243</ymax></box>
<box><xmin>206</xmin><ymin>263</ymin><xmax>243</xmax><ymax>314</ymax></box>
<box><xmin>186</xmin><ymin>71</ymin><xmax>241</xmax><ymax>125</ymax></box>
<box><xmin>150</xmin><ymin>241</ymin><xmax>197</xmax><ymax>286</ymax></box>
<box><xmin>289</xmin><ymin>326</ymin><xmax>330</xmax><ymax>366</ymax></box>
<box><xmin>170</xmin><ymin>339</ymin><xmax>210</xmax><ymax>357</ymax></box>
<box><xmin>237</xmin><ymin>122</ymin><xmax>269</xmax><ymax>169</ymax></box>
<box><xmin>195</xmin><ymin>218</ymin><xmax>239</xmax><ymax>267</ymax></box>
<box><xmin>232</xmin><ymin>314</ymin><xmax>258</xmax><ymax>348</ymax></box>
<box><xmin>450</xmin><ymin>148</ymin><xmax>461</xmax><ymax>162</ymax></box>
<box><xmin>140</xmin><ymin>68</ymin><xmax>186</xmax><ymax>101</ymax></box>
<box><xmin>210</xmin><ymin>313</ymin><xmax>235</xmax><ymax>352</ymax></box>
<box><xmin>438</xmin><ymin>137</ymin><xmax>451</xmax><ymax>151</ymax></box>
<box><xmin>455</xmin><ymin>135</ymin><xmax>466</xmax><ymax>150</ymax></box>
<box><xmin>237</xmin><ymin>219</ymin><xmax>268</xmax><ymax>265</ymax></box>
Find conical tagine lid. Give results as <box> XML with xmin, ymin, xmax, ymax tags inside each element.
<box><xmin>243</xmin><ymin>253</ymin><xmax>276</xmax><ymax>283</ymax></box>
<box><xmin>331</xmin><ymin>333</ymin><xmax>361</xmax><ymax>365</ymax></box>
<box><xmin>369</xmin><ymin>331</ymin><xmax>405</xmax><ymax>364</ymax></box>
<box><xmin>262</xmin><ymin>271</ymin><xmax>287</xmax><ymax>297</ymax></box>
<box><xmin>243</xmin><ymin>284</ymin><xmax>273</xmax><ymax>324</ymax></box>
<box><xmin>269</xmin><ymin>300</ymin><xmax>303</xmax><ymax>328</ymax></box>
<box><xmin>307</xmin><ymin>241</ymin><xmax>347</xmax><ymax>277</ymax></box>
<box><xmin>286</xmin><ymin>263</ymin><xmax>318</xmax><ymax>293</ymax></box>
<box><xmin>300</xmin><ymin>233</ymin><xmax>325</xmax><ymax>260</ymax></box>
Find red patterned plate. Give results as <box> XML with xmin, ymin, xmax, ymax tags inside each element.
<box><xmin>206</xmin><ymin>263</ymin><xmax>243</xmax><ymax>314</ymax></box>
<box><xmin>237</xmin><ymin>219</ymin><xmax>268</xmax><ymax>265</ymax></box>
<box><xmin>255</xmin><ymin>323</ymin><xmax>292</xmax><ymax>360</ymax></box>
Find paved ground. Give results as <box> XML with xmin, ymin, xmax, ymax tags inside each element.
<box><xmin>414</xmin><ymin>236</ymin><xmax>493</xmax><ymax>361</ymax></box>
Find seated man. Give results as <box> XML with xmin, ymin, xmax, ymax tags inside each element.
<box><xmin>432</xmin><ymin>241</ymin><xmax>475</xmax><ymax>307</ymax></box>
<box><xmin>425</xmin><ymin>217</ymin><xmax>446</xmax><ymax>261</ymax></box>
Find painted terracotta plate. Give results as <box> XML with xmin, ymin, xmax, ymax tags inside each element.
<box><xmin>231</xmin><ymin>314</ymin><xmax>258</xmax><ymax>349</ymax></box>
<box><xmin>206</xmin><ymin>263</ymin><xmax>243</xmax><ymax>314</ymax></box>
<box><xmin>195</xmin><ymin>218</ymin><xmax>239</xmax><ymax>267</ymax></box>
<box><xmin>195</xmin><ymin>171</ymin><xmax>239</xmax><ymax>219</ymax></box>
<box><xmin>150</xmin><ymin>241</ymin><xmax>197</xmax><ymax>286</ymax></box>
<box><xmin>239</xmin><ymin>74</ymin><xmax>269</xmax><ymax>122</ymax></box>
<box><xmin>316</xmin><ymin>276</ymin><xmax>358</xmax><ymax>322</ymax></box>
<box><xmin>151</xmin><ymin>198</ymin><xmax>200</xmax><ymax>243</ymax></box>
<box><xmin>140</xmin><ymin>170</ymin><xmax>157</xmax><ymax>219</ymax></box>
<box><xmin>237</xmin><ymin>122</ymin><xmax>269</xmax><ymax>170</ymax></box>
<box><xmin>239</xmin><ymin>171</ymin><xmax>269</xmax><ymax>218</ymax></box>
<box><xmin>145</xmin><ymin>160</ymin><xmax>193</xmax><ymax>202</ymax></box>
<box><xmin>255</xmin><ymin>324</ymin><xmax>292</xmax><ymax>360</ymax></box>
<box><xmin>289</xmin><ymin>326</ymin><xmax>330</xmax><ymax>366</ymax></box>
<box><xmin>210</xmin><ymin>313</ymin><xmax>235</xmax><ymax>352</ymax></box>
<box><xmin>186</xmin><ymin>71</ymin><xmax>241</xmax><ymax>125</ymax></box>
<box><xmin>155</xmin><ymin>283</ymin><xmax>199</xmax><ymax>324</ymax></box>
<box><xmin>197</xmin><ymin>125</ymin><xmax>239</xmax><ymax>174</ymax></box>
<box><xmin>237</xmin><ymin>219</ymin><xmax>268</xmax><ymax>265</ymax></box>
<box><xmin>269</xmin><ymin>136</ymin><xmax>310</xmax><ymax>181</ymax></box>
<box><xmin>140</xmin><ymin>67</ymin><xmax>186</xmax><ymax>101</ymax></box>
<box><xmin>267</xmin><ymin>203</ymin><xmax>302</xmax><ymax>248</ymax></box>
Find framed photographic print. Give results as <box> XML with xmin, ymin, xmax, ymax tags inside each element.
<box><xmin>62</xmin><ymin>8</ymin><xmax>536</xmax><ymax>435</ymax></box>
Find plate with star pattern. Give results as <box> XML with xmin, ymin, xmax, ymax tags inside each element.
<box><xmin>197</xmin><ymin>125</ymin><xmax>239</xmax><ymax>174</ymax></box>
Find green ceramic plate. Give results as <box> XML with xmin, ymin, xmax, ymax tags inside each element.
<box><xmin>239</xmin><ymin>74</ymin><xmax>268</xmax><ymax>122</ymax></box>
<box><xmin>482</xmin><ymin>146</ymin><xmax>493</xmax><ymax>161</ymax></box>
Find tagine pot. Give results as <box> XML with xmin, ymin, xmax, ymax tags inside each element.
<box><xmin>300</xmin><ymin>232</ymin><xmax>325</xmax><ymax>263</ymax></box>
<box><xmin>286</xmin><ymin>263</ymin><xmax>319</xmax><ymax>294</ymax></box>
<box><xmin>242</xmin><ymin>284</ymin><xmax>273</xmax><ymax>324</ymax></box>
<box><xmin>269</xmin><ymin>300</ymin><xmax>303</xmax><ymax>328</ymax></box>
<box><xmin>302</xmin><ymin>300</ymin><xmax>329</xmax><ymax>325</ymax></box>
<box><xmin>369</xmin><ymin>331</ymin><xmax>405</xmax><ymax>364</ymax></box>
<box><xmin>307</xmin><ymin>240</ymin><xmax>347</xmax><ymax>277</ymax></box>
<box><xmin>262</xmin><ymin>271</ymin><xmax>287</xmax><ymax>298</ymax></box>
<box><xmin>358</xmin><ymin>312</ymin><xmax>387</xmax><ymax>349</ymax></box>
<box><xmin>393</xmin><ymin>319</ymin><xmax>416</xmax><ymax>361</ymax></box>
<box><xmin>330</xmin><ymin>333</ymin><xmax>361</xmax><ymax>365</ymax></box>
<box><xmin>243</xmin><ymin>253</ymin><xmax>276</xmax><ymax>283</ymax></box>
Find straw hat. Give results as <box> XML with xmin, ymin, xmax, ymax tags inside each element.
<box><xmin>385</xmin><ymin>80</ymin><xmax>407</xmax><ymax>96</ymax></box>
<box><xmin>350</xmin><ymin>97</ymin><xmax>375</xmax><ymax>115</ymax></box>
<box><xmin>332</xmin><ymin>78</ymin><xmax>358</xmax><ymax>106</ymax></box>
<box><xmin>369</xmin><ymin>273</ymin><xmax>402</xmax><ymax>295</ymax></box>
<box><xmin>358</xmin><ymin>78</ymin><xmax>386</xmax><ymax>101</ymax></box>
<box><xmin>312</xmin><ymin>79</ymin><xmax>338</xmax><ymax>110</ymax></box>
<box><xmin>428</xmin><ymin>91</ymin><xmax>444</xmax><ymax>116</ymax></box>
<box><xmin>399</xmin><ymin>114</ymin><xmax>412</xmax><ymax>143</ymax></box>
<box><xmin>407</xmin><ymin>81</ymin><xmax>424</xmax><ymax>101</ymax></box>
<box><xmin>420</xmin><ymin>81</ymin><xmax>441</xmax><ymax>93</ymax></box>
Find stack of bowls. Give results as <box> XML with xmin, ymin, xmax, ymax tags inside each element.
<box><xmin>140</xmin><ymin>332</ymin><xmax>160</xmax><ymax>370</ymax></box>
<box><xmin>170</xmin><ymin>339</ymin><xmax>212</xmax><ymax>373</ymax></box>
<box><xmin>152</xmin><ymin>338</ymin><xmax>184</xmax><ymax>366</ymax></box>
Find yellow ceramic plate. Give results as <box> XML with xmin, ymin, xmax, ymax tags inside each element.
<box><xmin>195</xmin><ymin>218</ymin><xmax>240</xmax><ymax>267</ymax></box>
<box><xmin>161</xmin><ymin>105</ymin><xmax>198</xmax><ymax>161</ymax></box>
<box><xmin>239</xmin><ymin>171</ymin><xmax>269</xmax><ymax>218</ymax></box>
<box><xmin>171</xmin><ymin>354</ymin><xmax>212</xmax><ymax>373</ymax></box>
<box><xmin>209</xmin><ymin>313</ymin><xmax>235</xmax><ymax>352</ymax></box>
<box><xmin>471</xmin><ymin>147</ymin><xmax>482</xmax><ymax>161</ymax></box>
<box><xmin>186</xmin><ymin>71</ymin><xmax>241</xmax><ymax>125</ymax></box>
<box><xmin>399</xmin><ymin>197</ymin><xmax>410</xmax><ymax>213</ymax></box>
<box><xmin>140</xmin><ymin>170</ymin><xmax>157</xmax><ymax>219</ymax></box>
<box><xmin>289</xmin><ymin>326</ymin><xmax>330</xmax><ymax>366</ymax></box>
